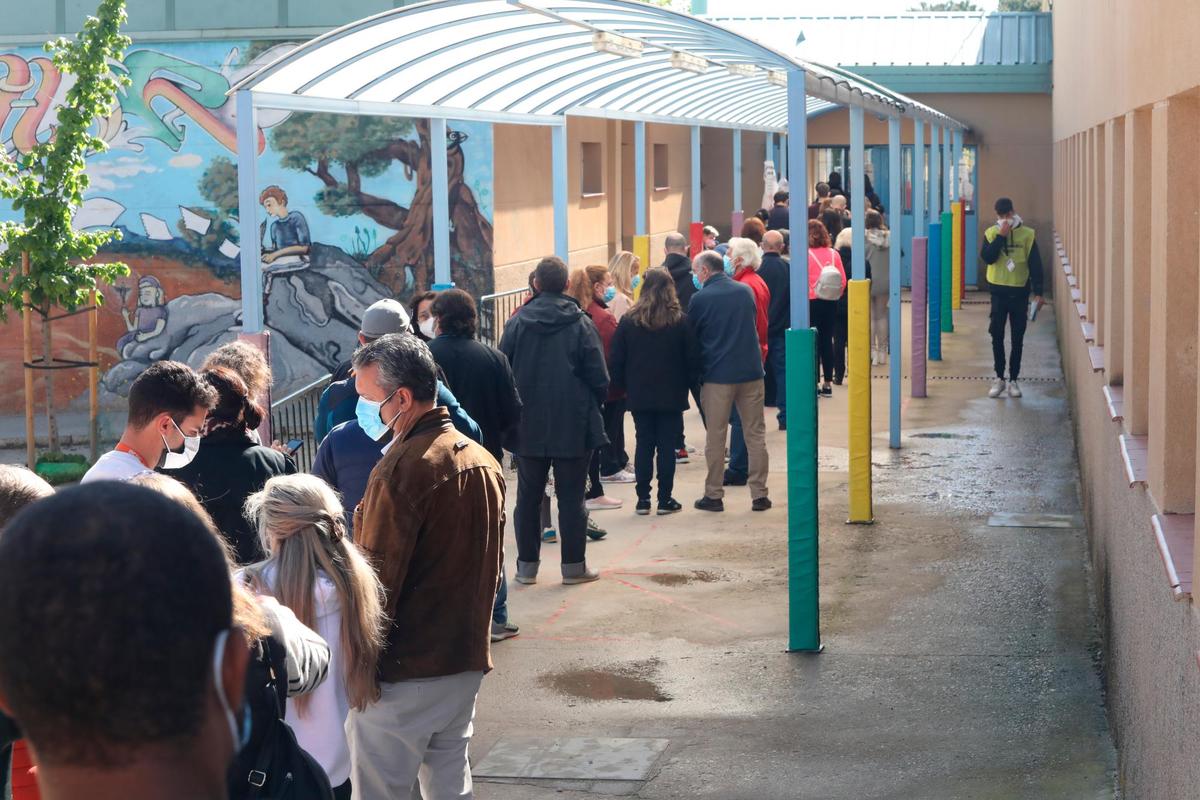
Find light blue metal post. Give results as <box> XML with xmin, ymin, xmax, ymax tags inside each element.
<box><xmin>235</xmin><ymin>90</ymin><xmax>263</xmax><ymax>332</ymax></box>
<box><xmin>780</xmin><ymin>133</ymin><xmax>788</xmax><ymax>183</ymax></box>
<box><xmin>635</xmin><ymin>121</ymin><xmax>647</xmax><ymax>236</ymax></box>
<box><xmin>430</xmin><ymin>117</ymin><xmax>452</xmax><ymax>289</ymax></box>
<box><xmin>943</xmin><ymin>126</ymin><xmax>952</xmax><ymax>206</ymax></box>
<box><xmin>913</xmin><ymin>119</ymin><xmax>925</xmax><ymax>240</ymax></box>
<box><xmin>951</xmin><ymin>129</ymin><xmax>963</xmax><ymax>204</ymax></box>
<box><xmin>888</xmin><ymin>116</ymin><xmax>902</xmax><ymax>449</ymax></box>
<box><xmin>765</xmin><ymin>132</ymin><xmax>774</xmax><ymax>172</ymax></box>
<box><xmin>849</xmin><ymin>105</ymin><xmax>865</xmax><ymax>281</ymax></box>
<box><xmin>552</xmin><ymin>123</ymin><xmax>569</xmax><ymax>260</ymax></box>
<box><xmin>732</xmin><ymin>127</ymin><xmax>742</xmax><ymax>216</ymax></box>
<box><xmin>691</xmin><ymin>125</ymin><xmax>702</xmax><ymax>223</ymax></box>
<box><xmin>929</xmin><ymin>124</ymin><xmax>941</xmax><ymax>223</ymax></box>
<box><xmin>788</xmin><ymin>74</ymin><xmax>808</xmax><ymax>329</ymax></box>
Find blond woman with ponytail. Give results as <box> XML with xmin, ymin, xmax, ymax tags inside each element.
<box><xmin>244</xmin><ymin>474</ymin><xmax>386</xmax><ymax>799</ymax></box>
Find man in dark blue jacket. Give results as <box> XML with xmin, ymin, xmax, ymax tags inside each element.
<box><xmin>313</xmin><ymin>298</ymin><xmax>480</xmax><ymax>444</ymax></box>
<box><xmin>688</xmin><ymin>250</ymin><xmax>770</xmax><ymax>513</ymax></box>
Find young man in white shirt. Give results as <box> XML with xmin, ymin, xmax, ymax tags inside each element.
<box><xmin>82</xmin><ymin>361</ymin><xmax>216</xmax><ymax>483</ymax></box>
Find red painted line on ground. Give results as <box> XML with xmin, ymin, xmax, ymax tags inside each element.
<box><xmin>611</xmin><ymin>577</ymin><xmax>741</xmax><ymax>630</ymax></box>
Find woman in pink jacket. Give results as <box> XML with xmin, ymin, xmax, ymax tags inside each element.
<box><xmin>806</xmin><ymin>219</ymin><xmax>847</xmax><ymax>397</ymax></box>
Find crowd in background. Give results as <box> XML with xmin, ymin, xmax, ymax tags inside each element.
<box><xmin>0</xmin><ymin>169</ymin><xmax>900</xmax><ymax>800</ymax></box>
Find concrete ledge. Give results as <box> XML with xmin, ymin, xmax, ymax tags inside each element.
<box><xmin>1067</xmin><ymin>273</ymin><xmax>1078</xmax><ymax>288</ymax></box>
<box><xmin>1151</xmin><ymin>514</ymin><xmax>1194</xmax><ymax>602</ymax></box>
<box><xmin>1075</xmin><ymin>301</ymin><xmax>1088</xmax><ymax>319</ymax></box>
<box><xmin>1088</xmin><ymin>346</ymin><xmax>1105</xmax><ymax>373</ymax></box>
<box><xmin>1081</xmin><ymin>320</ymin><xmax>1096</xmax><ymax>342</ymax></box>
<box><xmin>1070</xmin><ymin>286</ymin><xmax>1082</xmax><ymax>301</ymax></box>
<box><xmin>1103</xmin><ymin>385</ymin><xmax>1124</xmax><ymax>422</ymax></box>
<box><xmin>1120</xmin><ymin>434</ymin><xmax>1148</xmax><ymax>487</ymax></box>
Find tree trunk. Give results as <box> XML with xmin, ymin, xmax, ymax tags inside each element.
<box><xmin>41</xmin><ymin>311</ymin><xmax>58</xmax><ymax>453</ymax></box>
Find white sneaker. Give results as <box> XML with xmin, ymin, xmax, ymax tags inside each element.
<box><xmin>586</xmin><ymin>495</ymin><xmax>623</xmax><ymax>511</ymax></box>
<box><xmin>870</xmin><ymin>349</ymin><xmax>880</xmax><ymax>366</ymax></box>
<box><xmin>1008</xmin><ymin>381</ymin><xmax>1023</xmax><ymax>398</ymax></box>
<box><xmin>988</xmin><ymin>378</ymin><xmax>1007</xmax><ymax>399</ymax></box>
<box><xmin>601</xmin><ymin>469</ymin><xmax>636</xmax><ymax>484</ymax></box>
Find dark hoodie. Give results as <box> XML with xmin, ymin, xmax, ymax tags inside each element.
<box><xmin>499</xmin><ymin>292</ymin><xmax>610</xmax><ymax>458</ymax></box>
<box><xmin>664</xmin><ymin>251</ymin><xmax>696</xmax><ymax>308</ymax></box>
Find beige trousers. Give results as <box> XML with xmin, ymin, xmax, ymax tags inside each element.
<box><xmin>700</xmin><ymin>380</ymin><xmax>769</xmax><ymax>501</ymax></box>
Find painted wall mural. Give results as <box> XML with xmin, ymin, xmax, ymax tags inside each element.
<box><xmin>0</xmin><ymin>40</ymin><xmax>495</xmax><ymax>412</ymax></box>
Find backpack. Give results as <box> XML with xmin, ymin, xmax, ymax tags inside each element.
<box><xmin>810</xmin><ymin>250</ymin><xmax>844</xmax><ymax>301</ymax></box>
<box><xmin>228</xmin><ymin>637</ymin><xmax>334</xmax><ymax>800</ymax></box>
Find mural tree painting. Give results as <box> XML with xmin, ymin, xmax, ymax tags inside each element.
<box><xmin>0</xmin><ymin>0</ymin><xmax>131</xmax><ymax>463</ymax></box>
<box><xmin>270</xmin><ymin>114</ymin><xmax>494</xmax><ymax>296</ymax></box>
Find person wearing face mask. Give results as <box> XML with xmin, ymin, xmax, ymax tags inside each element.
<box><xmin>688</xmin><ymin>250</ymin><xmax>771</xmax><ymax>513</ymax></box>
<box><xmin>0</xmin><ymin>483</ymin><xmax>254</xmax><ymax>800</ymax></box>
<box><xmin>606</xmin><ymin>251</ymin><xmax>639</xmax><ymax>321</ymax></box>
<box><xmin>722</xmin><ymin>237</ymin><xmax>771</xmax><ymax>489</ymax></box>
<box><xmin>570</xmin><ymin>265</ymin><xmax>634</xmax><ymax>492</ymax></box>
<box><xmin>82</xmin><ymin>360</ymin><xmax>217</xmax><ymax>483</ymax></box>
<box><xmin>982</xmin><ymin>196</ymin><xmax>1045</xmax><ymax>399</ymax></box>
<box><xmin>410</xmin><ymin>291</ymin><xmax>439</xmax><ymax>343</ymax></box>
<box><xmin>662</xmin><ymin>231</ymin><xmax>696</xmax><ymax>310</ymax></box>
<box><xmin>315</xmin><ymin>299</ymin><xmax>479</xmax><ymax>445</ymax></box>
<box><xmin>168</xmin><ymin>368</ymin><xmax>297</xmax><ymax>565</ymax></box>
<box><xmin>350</xmin><ymin>334</ymin><xmax>504</xmax><ymax>799</ymax></box>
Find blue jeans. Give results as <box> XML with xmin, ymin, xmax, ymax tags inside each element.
<box><xmin>767</xmin><ymin>333</ymin><xmax>787</xmax><ymax>426</ymax></box>
<box><xmin>492</xmin><ymin>563</ymin><xmax>509</xmax><ymax>625</ymax></box>
<box><xmin>728</xmin><ymin>406</ymin><xmax>748</xmax><ymax>479</ymax></box>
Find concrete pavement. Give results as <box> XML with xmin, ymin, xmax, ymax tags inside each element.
<box><xmin>471</xmin><ymin>294</ymin><xmax>1118</xmax><ymax>799</ymax></box>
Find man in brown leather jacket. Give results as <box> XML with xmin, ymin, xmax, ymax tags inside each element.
<box><xmin>348</xmin><ymin>334</ymin><xmax>504</xmax><ymax>800</ymax></box>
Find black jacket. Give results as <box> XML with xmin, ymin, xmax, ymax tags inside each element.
<box><xmin>766</xmin><ymin>203</ymin><xmax>790</xmax><ymax>231</ymax></box>
<box><xmin>499</xmin><ymin>292</ymin><xmax>609</xmax><ymax>458</ymax></box>
<box><xmin>664</xmin><ymin>252</ymin><xmax>696</xmax><ymax>309</ymax></box>
<box><xmin>609</xmin><ymin>314</ymin><xmax>701</xmax><ymax>412</ymax></box>
<box><xmin>168</xmin><ymin>427</ymin><xmax>296</xmax><ymax>564</ymax></box>
<box><xmin>428</xmin><ymin>333</ymin><xmax>522</xmax><ymax>462</ymax></box>
<box><xmin>757</xmin><ymin>252</ymin><xmax>791</xmax><ymax>337</ymax></box>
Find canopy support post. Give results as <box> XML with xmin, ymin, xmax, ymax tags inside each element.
<box><xmin>552</xmin><ymin>123</ymin><xmax>569</xmax><ymax>260</ymax></box>
<box><xmin>431</xmin><ymin>116</ymin><xmax>452</xmax><ymax>289</ymax></box>
<box><xmin>236</xmin><ymin>90</ymin><xmax>263</xmax><ymax>333</ymax></box>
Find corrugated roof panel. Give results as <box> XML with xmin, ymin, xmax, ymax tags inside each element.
<box><xmin>706</xmin><ymin>13</ymin><xmax>1052</xmax><ymax>68</ymax></box>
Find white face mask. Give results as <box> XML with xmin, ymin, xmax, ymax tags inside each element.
<box><xmin>997</xmin><ymin>213</ymin><xmax>1022</xmax><ymax>229</ymax></box>
<box><xmin>211</xmin><ymin>629</ymin><xmax>250</xmax><ymax>754</ymax></box>
<box><xmin>161</xmin><ymin>418</ymin><xmax>200</xmax><ymax>469</ymax></box>
<box><xmin>419</xmin><ymin>317</ymin><xmax>437</xmax><ymax>339</ymax></box>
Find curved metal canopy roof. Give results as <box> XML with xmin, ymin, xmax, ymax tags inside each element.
<box><xmin>232</xmin><ymin>0</ymin><xmax>966</xmax><ymax>133</ymax></box>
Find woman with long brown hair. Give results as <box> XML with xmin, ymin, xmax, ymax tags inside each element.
<box><xmin>609</xmin><ymin>268</ymin><xmax>700</xmax><ymax>515</ymax></box>
<box><xmin>243</xmin><ymin>474</ymin><xmax>386</xmax><ymax>799</ymax></box>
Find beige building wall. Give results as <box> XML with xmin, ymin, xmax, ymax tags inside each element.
<box><xmin>493</xmin><ymin>118</ymin><xmax>700</xmax><ymax>292</ymax></box>
<box><xmin>1052</xmin><ymin>1</ymin><xmax>1200</xmax><ymax>796</ymax></box>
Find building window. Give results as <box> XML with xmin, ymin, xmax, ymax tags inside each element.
<box><xmin>653</xmin><ymin>143</ymin><xmax>669</xmax><ymax>190</ymax></box>
<box><xmin>581</xmin><ymin>141</ymin><xmax>603</xmax><ymax>197</ymax></box>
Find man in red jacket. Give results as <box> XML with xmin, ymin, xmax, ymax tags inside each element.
<box><xmin>725</xmin><ymin>237</ymin><xmax>771</xmax><ymax>488</ymax></box>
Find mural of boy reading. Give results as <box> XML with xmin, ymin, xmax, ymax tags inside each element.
<box><xmin>259</xmin><ymin>185</ymin><xmax>311</xmax><ymax>269</ymax></box>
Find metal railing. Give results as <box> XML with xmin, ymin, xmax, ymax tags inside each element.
<box><xmin>478</xmin><ymin>287</ymin><xmax>530</xmax><ymax>347</ymax></box>
<box><xmin>270</xmin><ymin>373</ymin><xmax>331</xmax><ymax>473</ymax></box>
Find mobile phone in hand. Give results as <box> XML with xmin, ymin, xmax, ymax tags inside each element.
<box><xmin>286</xmin><ymin>438</ymin><xmax>303</xmax><ymax>455</ymax></box>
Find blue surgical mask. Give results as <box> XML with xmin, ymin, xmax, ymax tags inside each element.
<box><xmin>723</xmin><ymin>255</ymin><xmax>735</xmax><ymax>275</ymax></box>
<box><xmin>356</xmin><ymin>388</ymin><xmax>399</xmax><ymax>441</ymax></box>
<box><xmin>602</xmin><ymin>285</ymin><xmax>616</xmax><ymax>303</ymax></box>
<box><xmin>212</xmin><ymin>629</ymin><xmax>252</xmax><ymax>754</ymax></box>
<box><xmin>631</xmin><ymin>274</ymin><xmax>642</xmax><ymax>291</ymax></box>
<box><xmin>692</xmin><ymin>273</ymin><xmax>703</xmax><ymax>291</ymax></box>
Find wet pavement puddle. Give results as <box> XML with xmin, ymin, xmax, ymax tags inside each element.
<box><xmin>540</xmin><ymin>658</ymin><xmax>672</xmax><ymax>702</ymax></box>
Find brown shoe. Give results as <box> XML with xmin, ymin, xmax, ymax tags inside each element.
<box><xmin>752</xmin><ymin>497</ymin><xmax>773</xmax><ymax>512</ymax></box>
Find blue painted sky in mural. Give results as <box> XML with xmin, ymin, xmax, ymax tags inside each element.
<box><xmin>0</xmin><ymin>39</ymin><xmax>494</xmax><ymax>256</ymax></box>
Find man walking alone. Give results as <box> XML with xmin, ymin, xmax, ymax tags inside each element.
<box><xmin>981</xmin><ymin>197</ymin><xmax>1044</xmax><ymax>399</ymax></box>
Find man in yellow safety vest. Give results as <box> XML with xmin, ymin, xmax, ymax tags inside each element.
<box><xmin>981</xmin><ymin>197</ymin><xmax>1044</xmax><ymax>400</ymax></box>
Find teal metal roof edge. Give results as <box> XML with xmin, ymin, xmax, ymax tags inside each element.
<box><xmin>844</xmin><ymin>65</ymin><xmax>1050</xmax><ymax>95</ymax></box>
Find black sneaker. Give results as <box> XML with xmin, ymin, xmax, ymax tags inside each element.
<box><xmin>723</xmin><ymin>470</ymin><xmax>748</xmax><ymax>486</ymax></box>
<box><xmin>752</xmin><ymin>497</ymin><xmax>773</xmax><ymax>512</ymax></box>
<box><xmin>694</xmin><ymin>496</ymin><xmax>724</xmax><ymax>512</ymax></box>
<box><xmin>635</xmin><ymin>499</ymin><xmax>651</xmax><ymax>515</ymax></box>
<box><xmin>656</xmin><ymin>498</ymin><xmax>683</xmax><ymax>515</ymax></box>
<box><xmin>820</xmin><ymin>384</ymin><xmax>833</xmax><ymax>397</ymax></box>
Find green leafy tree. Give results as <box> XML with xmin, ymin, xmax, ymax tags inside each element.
<box><xmin>909</xmin><ymin>1</ymin><xmax>981</xmax><ymax>9</ymax></box>
<box><xmin>0</xmin><ymin>0</ymin><xmax>132</xmax><ymax>453</ymax></box>
<box><xmin>998</xmin><ymin>0</ymin><xmax>1044</xmax><ymax>10</ymax></box>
